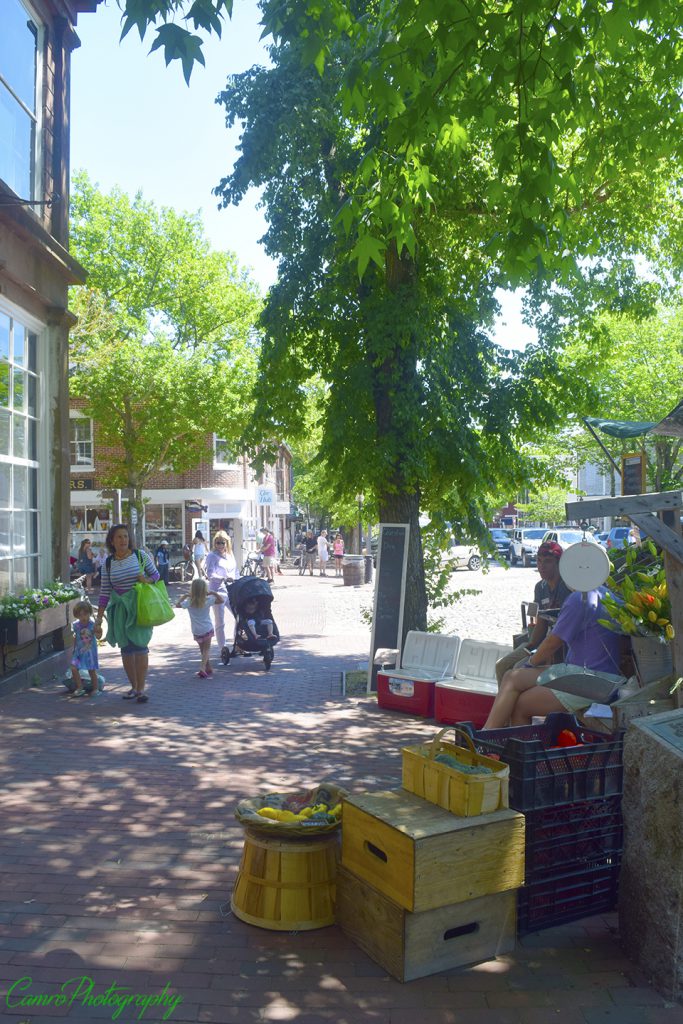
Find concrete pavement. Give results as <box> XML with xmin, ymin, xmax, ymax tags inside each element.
<box><xmin>0</xmin><ymin>570</ymin><xmax>680</xmax><ymax>1024</ymax></box>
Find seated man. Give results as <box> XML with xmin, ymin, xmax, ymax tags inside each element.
<box><xmin>495</xmin><ymin>541</ymin><xmax>571</xmax><ymax>684</ymax></box>
<box><xmin>483</xmin><ymin>585</ymin><xmax>623</xmax><ymax>729</ymax></box>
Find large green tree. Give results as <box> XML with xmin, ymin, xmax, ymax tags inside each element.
<box><xmin>69</xmin><ymin>174</ymin><xmax>261</xmax><ymax>539</ymax></box>
<box><xmin>115</xmin><ymin>1</ymin><xmax>683</xmax><ymax>635</ymax></box>
<box><xmin>529</xmin><ymin>306</ymin><xmax>683</xmax><ymax>496</ymax></box>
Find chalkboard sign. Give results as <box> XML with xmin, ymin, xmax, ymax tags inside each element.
<box><xmin>367</xmin><ymin>524</ymin><xmax>409</xmax><ymax>692</ymax></box>
<box><xmin>622</xmin><ymin>453</ymin><xmax>645</xmax><ymax>496</ymax></box>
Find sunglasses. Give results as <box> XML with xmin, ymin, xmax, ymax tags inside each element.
<box><xmin>215</xmin><ymin>540</ymin><xmax>226</xmax><ymax>546</ymax></box>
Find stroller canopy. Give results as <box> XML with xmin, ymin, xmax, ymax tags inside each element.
<box><xmin>228</xmin><ymin>575</ymin><xmax>274</xmax><ymax>615</ymax></box>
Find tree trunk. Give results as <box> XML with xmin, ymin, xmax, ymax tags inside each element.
<box><xmin>368</xmin><ymin>242</ymin><xmax>428</xmax><ymax>639</ymax></box>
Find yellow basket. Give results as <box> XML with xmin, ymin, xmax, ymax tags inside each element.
<box><xmin>402</xmin><ymin>727</ymin><xmax>510</xmax><ymax>816</ymax></box>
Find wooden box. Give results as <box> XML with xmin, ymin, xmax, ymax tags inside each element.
<box><xmin>336</xmin><ymin>865</ymin><xmax>516</xmax><ymax>982</ymax></box>
<box><xmin>341</xmin><ymin>790</ymin><xmax>525</xmax><ymax>912</ymax></box>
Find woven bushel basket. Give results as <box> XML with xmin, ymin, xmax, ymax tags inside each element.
<box><xmin>402</xmin><ymin>727</ymin><xmax>510</xmax><ymax>816</ymax></box>
<box><xmin>235</xmin><ymin>782</ymin><xmax>348</xmax><ymax>838</ymax></box>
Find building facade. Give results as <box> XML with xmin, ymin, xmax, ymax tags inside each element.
<box><xmin>0</xmin><ymin>0</ymin><xmax>99</xmax><ymax>593</ymax></box>
<box><xmin>68</xmin><ymin>406</ymin><xmax>293</xmax><ymax>566</ymax></box>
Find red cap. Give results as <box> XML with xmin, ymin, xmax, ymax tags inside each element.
<box><xmin>537</xmin><ymin>541</ymin><xmax>563</xmax><ymax>559</ymax></box>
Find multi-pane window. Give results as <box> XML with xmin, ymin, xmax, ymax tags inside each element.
<box><xmin>0</xmin><ymin>0</ymin><xmax>39</xmax><ymax>199</ymax></box>
<box><xmin>0</xmin><ymin>308</ymin><xmax>40</xmax><ymax>592</ymax></box>
<box><xmin>144</xmin><ymin>504</ymin><xmax>182</xmax><ymax>557</ymax></box>
<box><xmin>214</xmin><ymin>435</ymin><xmax>238</xmax><ymax>467</ymax></box>
<box><xmin>69</xmin><ymin>415</ymin><xmax>93</xmax><ymax>468</ymax></box>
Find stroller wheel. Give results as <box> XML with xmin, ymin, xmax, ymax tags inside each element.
<box><xmin>263</xmin><ymin>646</ymin><xmax>274</xmax><ymax>671</ymax></box>
<box><xmin>220</xmin><ymin>647</ymin><xmax>231</xmax><ymax>665</ymax></box>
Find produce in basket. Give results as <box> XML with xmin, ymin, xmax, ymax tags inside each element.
<box><xmin>235</xmin><ymin>782</ymin><xmax>348</xmax><ymax>834</ymax></box>
<box><xmin>434</xmin><ymin>752</ymin><xmax>494</xmax><ymax>775</ymax></box>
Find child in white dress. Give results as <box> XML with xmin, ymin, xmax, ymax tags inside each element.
<box><xmin>177</xmin><ymin>578</ymin><xmax>223</xmax><ymax>678</ymax></box>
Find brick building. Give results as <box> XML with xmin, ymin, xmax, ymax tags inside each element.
<box><xmin>69</xmin><ymin>403</ymin><xmax>293</xmax><ymax>567</ymax></box>
<box><xmin>0</xmin><ymin>0</ymin><xmax>100</xmax><ymax>593</ymax></box>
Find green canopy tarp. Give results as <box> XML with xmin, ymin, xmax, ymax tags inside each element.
<box><xmin>583</xmin><ymin>416</ymin><xmax>658</xmax><ymax>439</ymax></box>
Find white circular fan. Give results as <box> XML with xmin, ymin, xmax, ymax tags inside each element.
<box><xmin>559</xmin><ymin>540</ymin><xmax>610</xmax><ymax>592</ymax></box>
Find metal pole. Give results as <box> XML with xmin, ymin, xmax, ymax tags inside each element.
<box><xmin>582</xmin><ymin>418</ymin><xmax>623</xmax><ymax>480</ymax></box>
<box><xmin>357</xmin><ymin>498</ymin><xmax>363</xmax><ymax>554</ymax></box>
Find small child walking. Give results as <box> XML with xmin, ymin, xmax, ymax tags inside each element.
<box><xmin>71</xmin><ymin>599</ymin><xmax>100</xmax><ymax>698</ymax></box>
<box><xmin>177</xmin><ymin>578</ymin><xmax>223</xmax><ymax>678</ymax></box>
<box><xmin>244</xmin><ymin>596</ymin><xmax>275</xmax><ymax>640</ymax></box>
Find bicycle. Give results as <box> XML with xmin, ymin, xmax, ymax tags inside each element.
<box><xmin>169</xmin><ymin>557</ymin><xmax>197</xmax><ymax>583</ymax></box>
<box><xmin>240</xmin><ymin>552</ymin><xmax>267</xmax><ymax>578</ymax></box>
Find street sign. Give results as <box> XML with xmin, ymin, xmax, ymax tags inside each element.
<box><xmin>130</xmin><ymin>507</ymin><xmax>138</xmax><ymax>525</ymax></box>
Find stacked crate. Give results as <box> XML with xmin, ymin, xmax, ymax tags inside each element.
<box><xmin>459</xmin><ymin>713</ymin><xmax>624</xmax><ymax>934</ymax></box>
<box><xmin>336</xmin><ymin>737</ymin><xmax>526</xmax><ymax>981</ymax></box>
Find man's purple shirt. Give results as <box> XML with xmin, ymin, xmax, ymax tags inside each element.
<box><xmin>552</xmin><ymin>588</ymin><xmax>622</xmax><ymax>674</ymax></box>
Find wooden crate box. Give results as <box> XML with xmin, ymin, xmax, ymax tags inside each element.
<box><xmin>336</xmin><ymin>865</ymin><xmax>516</xmax><ymax>982</ymax></box>
<box><xmin>342</xmin><ymin>790</ymin><xmax>525</xmax><ymax>913</ymax></box>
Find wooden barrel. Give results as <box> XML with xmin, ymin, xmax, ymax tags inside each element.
<box><xmin>342</xmin><ymin>556</ymin><xmax>364</xmax><ymax>587</ymax></box>
<box><xmin>231</xmin><ymin>830</ymin><xmax>339</xmax><ymax>930</ymax></box>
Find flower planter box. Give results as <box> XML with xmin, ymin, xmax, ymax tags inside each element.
<box><xmin>0</xmin><ymin>617</ymin><xmax>36</xmax><ymax>646</ymax></box>
<box><xmin>2</xmin><ymin>639</ymin><xmax>40</xmax><ymax>675</ymax></box>
<box><xmin>35</xmin><ymin>605</ymin><xmax>68</xmax><ymax>638</ymax></box>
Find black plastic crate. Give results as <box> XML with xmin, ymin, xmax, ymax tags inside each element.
<box><xmin>455</xmin><ymin>713</ymin><xmax>624</xmax><ymax>811</ymax></box>
<box><xmin>517</xmin><ymin>859</ymin><xmax>621</xmax><ymax>934</ymax></box>
<box><xmin>524</xmin><ymin>796</ymin><xmax>623</xmax><ymax>879</ymax></box>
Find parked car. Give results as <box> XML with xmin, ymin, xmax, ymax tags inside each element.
<box><xmin>542</xmin><ymin>529</ymin><xmax>600</xmax><ymax>550</ymax></box>
<box><xmin>447</xmin><ymin>540</ymin><xmax>483</xmax><ymax>572</ymax></box>
<box><xmin>596</xmin><ymin>532</ymin><xmax>609</xmax><ymax>546</ymax></box>
<box><xmin>488</xmin><ymin>528</ymin><xmax>512</xmax><ymax>561</ymax></box>
<box><xmin>508</xmin><ymin>527</ymin><xmax>548</xmax><ymax>567</ymax></box>
<box><xmin>606</xmin><ymin>526</ymin><xmax>631</xmax><ymax>550</ymax></box>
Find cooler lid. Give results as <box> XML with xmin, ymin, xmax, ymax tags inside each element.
<box><xmin>401</xmin><ymin>631</ymin><xmax>461</xmax><ymax>676</ymax></box>
<box><xmin>455</xmin><ymin>639</ymin><xmax>513</xmax><ymax>683</ymax></box>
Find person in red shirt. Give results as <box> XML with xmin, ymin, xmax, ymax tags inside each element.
<box><xmin>259</xmin><ymin>528</ymin><xmax>277</xmax><ymax>583</ymax></box>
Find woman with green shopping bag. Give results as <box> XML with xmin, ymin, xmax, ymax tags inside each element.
<box><xmin>94</xmin><ymin>523</ymin><xmax>160</xmax><ymax>704</ymax></box>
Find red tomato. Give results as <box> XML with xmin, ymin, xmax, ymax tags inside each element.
<box><xmin>556</xmin><ymin>729</ymin><xmax>579</xmax><ymax>747</ymax></box>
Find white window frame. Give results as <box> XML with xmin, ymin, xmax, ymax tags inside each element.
<box><xmin>0</xmin><ymin>0</ymin><xmax>43</xmax><ymax>202</ymax></box>
<box><xmin>0</xmin><ymin>294</ymin><xmax>46</xmax><ymax>591</ymax></box>
<box><xmin>69</xmin><ymin>411</ymin><xmax>94</xmax><ymax>470</ymax></box>
<box><xmin>213</xmin><ymin>434</ymin><xmax>240</xmax><ymax>469</ymax></box>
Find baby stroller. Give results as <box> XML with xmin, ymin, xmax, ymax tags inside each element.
<box><xmin>221</xmin><ymin>575</ymin><xmax>280</xmax><ymax>671</ymax></box>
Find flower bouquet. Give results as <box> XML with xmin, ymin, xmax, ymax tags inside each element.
<box><xmin>599</xmin><ymin>541</ymin><xmax>674</xmax><ymax>641</ymax></box>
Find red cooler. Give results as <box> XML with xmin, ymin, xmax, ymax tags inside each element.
<box><xmin>377</xmin><ymin>631</ymin><xmax>461</xmax><ymax>718</ymax></box>
<box><xmin>435</xmin><ymin>639</ymin><xmax>512</xmax><ymax>728</ymax></box>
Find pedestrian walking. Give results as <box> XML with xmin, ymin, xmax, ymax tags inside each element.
<box><xmin>332</xmin><ymin>533</ymin><xmax>345</xmax><ymax>577</ymax></box>
<box><xmin>70</xmin><ymin>598</ymin><xmax>101</xmax><ymax>698</ymax></box>
<box><xmin>302</xmin><ymin>530</ymin><xmax>317</xmax><ymax>575</ymax></box>
<box><xmin>155</xmin><ymin>539</ymin><xmax>171</xmax><ymax>585</ymax></box>
<box><xmin>192</xmin><ymin>531</ymin><xmax>207</xmax><ymax>577</ymax></box>
<box><xmin>77</xmin><ymin>538</ymin><xmax>97</xmax><ymax>589</ymax></box>
<box><xmin>204</xmin><ymin>531</ymin><xmax>237</xmax><ymax>651</ymax></box>
<box><xmin>317</xmin><ymin>529</ymin><xmax>330</xmax><ymax>576</ymax></box>
<box><xmin>176</xmin><ymin>577</ymin><xmax>223</xmax><ymax>678</ymax></box>
<box><xmin>94</xmin><ymin>523</ymin><xmax>160</xmax><ymax>704</ymax></box>
<box><xmin>259</xmin><ymin>528</ymin><xmax>277</xmax><ymax>583</ymax></box>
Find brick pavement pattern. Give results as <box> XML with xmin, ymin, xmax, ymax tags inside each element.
<box><xmin>0</xmin><ymin>571</ymin><xmax>680</xmax><ymax>1024</ymax></box>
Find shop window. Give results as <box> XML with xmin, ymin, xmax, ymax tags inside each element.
<box><xmin>69</xmin><ymin>414</ymin><xmax>93</xmax><ymax>469</ymax></box>
<box><xmin>144</xmin><ymin>503</ymin><xmax>183</xmax><ymax>556</ymax></box>
<box><xmin>0</xmin><ymin>307</ymin><xmax>40</xmax><ymax>591</ymax></box>
<box><xmin>0</xmin><ymin>0</ymin><xmax>40</xmax><ymax>200</ymax></box>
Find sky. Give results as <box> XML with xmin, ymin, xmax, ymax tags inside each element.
<box><xmin>70</xmin><ymin>0</ymin><xmax>277</xmax><ymax>290</ymax></box>
<box><xmin>70</xmin><ymin>1</ymin><xmax>536</xmax><ymax>344</ymax></box>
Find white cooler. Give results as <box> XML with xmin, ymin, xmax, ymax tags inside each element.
<box><xmin>377</xmin><ymin>631</ymin><xmax>461</xmax><ymax>718</ymax></box>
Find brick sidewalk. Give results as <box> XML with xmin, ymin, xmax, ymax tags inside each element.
<box><xmin>0</xmin><ymin>571</ymin><xmax>679</xmax><ymax>1024</ymax></box>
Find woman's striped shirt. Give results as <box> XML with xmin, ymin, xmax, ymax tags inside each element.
<box><xmin>98</xmin><ymin>550</ymin><xmax>159</xmax><ymax>609</ymax></box>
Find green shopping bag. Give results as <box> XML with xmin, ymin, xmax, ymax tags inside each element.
<box><xmin>135</xmin><ymin>580</ymin><xmax>175</xmax><ymax>627</ymax></box>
